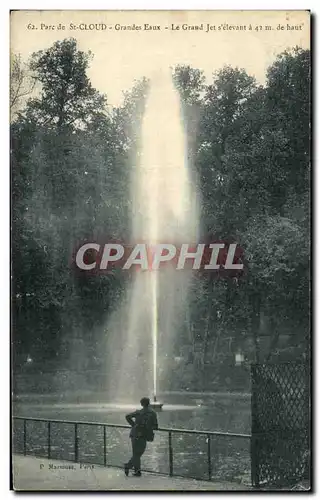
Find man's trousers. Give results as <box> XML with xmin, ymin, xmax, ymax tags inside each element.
<box><xmin>127</xmin><ymin>437</ymin><xmax>147</xmax><ymax>472</ymax></box>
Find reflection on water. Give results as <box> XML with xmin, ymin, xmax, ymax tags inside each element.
<box><xmin>13</xmin><ymin>403</ymin><xmax>200</xmax><ymax>412</ymax></box>
<box><xmin>13</xmin><ymin>394</ymin><xmax>251</xmax><ymax>433</ymax></box>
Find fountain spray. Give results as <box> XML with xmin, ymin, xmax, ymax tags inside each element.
<box><xmin>106</xmin><ymin>67</ymin><xmax>199</xmax><ymax>407</ymax></box>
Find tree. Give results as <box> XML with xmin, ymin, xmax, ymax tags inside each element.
<box><xmin>11</xmin><ymin>39</ymin><xmax>113</xmax><ymax>374</ymax></box>
<box><xmin>10</xmin><ymin>53</ymin><xmax>36</xmax><ymax>118</ymax></box>
<box><xmin>196</xmin><ymin>66</ymin><xmax>258</xmax><ymax>236</ymax></box>
<box><xmin>173</xmin><ymin>50</ymin><xmax>310</xmax><ymax>375</ymax></box>
<box><xmin>173</xmin><ymin>65</ymin><xmax>205</xmax><ymax>105</ymax></box>
<box><xmin>24</xmin><ymin>38</ymin><xmax>107</xmax><ymax>130</ymax></box>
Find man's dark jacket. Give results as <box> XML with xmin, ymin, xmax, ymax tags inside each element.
<box><xmin>126</xmin><ymin>407</ymin><xmax>158</xmax><ymax>440</ymax></box>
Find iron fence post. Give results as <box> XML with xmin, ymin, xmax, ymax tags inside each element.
<box><xmin>74</xmin><ymin>423</ymin><xmax>79</xmax><ymax>462</ymax></box>
<box><xmin>23</xmin><ymin>419</ymin><xmax>27</xmax><ymax>456</ymax></box>
<box><xmin>103</xmin><ymin>426</ymin><xmax>107</xmax><ymax>467</ymax></box>
<box><xmin>168</xmin><ymin>431</ymin><xmax>173</xmax><ymax>476</ymax></box>
<box><xmin>47</xmin><ymin>421</ymin><xmax>51</xmax><ymax>459</ymax></box>
<box><xmin>250</xmin><ymin>433</ymin><xmax>259</xmax><ymax>488</ymax></box>
<box><xmin>207</xmin><ymin>434</ymin><xmax>212</xmax><ymax>480</ymax></box>
<box><xmin>250</xmin><ymin>363</ymin><xmax>260</xmax><ymax>488</ymax></box>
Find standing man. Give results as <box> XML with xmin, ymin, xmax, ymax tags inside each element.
<box><xmin>124</xmin><ymin>397</ymin><xmax>158</xmax><ymax>477</ymax></box>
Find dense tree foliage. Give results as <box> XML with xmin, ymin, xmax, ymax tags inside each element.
<box><xmin>11</xmin><ymin>39</ymin><xmax>310</xmax><ymax>392</ymax></box>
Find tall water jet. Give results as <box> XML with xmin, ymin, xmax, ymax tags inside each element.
<box><xmin>151</xmin><ymin>271</ymin><xmax>158</xmax><ymax>400</ymax></box>
<box><xmin>105</xmin><ymin>68</ymin><xmax>199</xmax><ymax>403</ymax></box>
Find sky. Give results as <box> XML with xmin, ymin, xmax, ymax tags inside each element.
<box><xmin>11</xmin><ymin>10</ymin><xmax>310</xmax><ymax>107</ymax></box>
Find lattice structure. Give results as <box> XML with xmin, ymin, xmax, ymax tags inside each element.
<box><xmin>251</xmin><ymin>362</ymin><xmax>310</xmax><ymax>489</ymax></box>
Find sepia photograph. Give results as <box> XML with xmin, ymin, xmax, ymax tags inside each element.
<box><xmin>10</xmin><ymin>10</ymin><xmax>311</xmax><ymax>491</ymax></box>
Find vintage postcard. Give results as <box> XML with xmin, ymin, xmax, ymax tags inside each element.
<box><xmin>11</xmin><ymin>10</ymin><xmax>311</xmax><ymax>491</ymax></box>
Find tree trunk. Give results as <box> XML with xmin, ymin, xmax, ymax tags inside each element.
<box><xmin>265</xmin><ymin>317</ymin><xmax>281</xmax><ymax>362</ymax></box>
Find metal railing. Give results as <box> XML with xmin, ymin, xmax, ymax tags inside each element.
<box><xmin>13</xmin><ymin>416</ymin><xmax>251</xmax><ymax>482</ymax></box>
